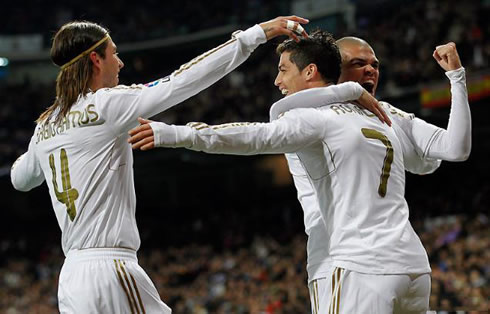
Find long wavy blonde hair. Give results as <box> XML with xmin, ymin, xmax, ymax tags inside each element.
<box><xmin>37</xmin><ymin>21</ymin><xmax>109</xmax><ymax>125</ymax></box>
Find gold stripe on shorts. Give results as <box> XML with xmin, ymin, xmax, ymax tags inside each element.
<box><xmin>310</xmin><ymin>280</ymin><xmax>316</xmax><ymax>314</ymax></box>
<box><xmin>314</xmin><ymin>280</ymin><xmax>319</xmax><ymax>314</ymax></box>
<box><xmin>336</xmin><ymin>268</ymin><xmax>342</xmax><ymax>314</ymax></box>
<box><xmin>308</xmin><ymin>283</ymin><xmax>312</xmax><ymax>314</ymax></box>
<box><xmin>309</xmin><ymin>279</ymin><xmax>319</xmax><ymax>314</ymax></box>
<box><xmin>118</xmin><ymin>260</ymin><xmax>142</xmax><ymax>314</ymax></box>
<box><xmin>114</xmin><ymin>259</ymin><xmax>137</xmax><ymax>314</ymax></box>
<box><xmin>329</xmin><ymin>270</ymin><xmax>335</xmax><ymax>314</ymax></box>
<box><xmin>123</xmin><ymin>261</ymin><xmax>146</xmax><ymax>314</ymax></box>
<box><xmin>329</xmin><ymin>267</ymin><xmax>344</xmax><ymax>314</ymax></box>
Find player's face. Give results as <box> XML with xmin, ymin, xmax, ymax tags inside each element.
<box><xmin>338</xmin><ymin>43</ymin><xmax>379</xmax><ymax>96</ymax></box>
<box><xmin>274</xmin><ymin>51</ymin><xmax>308</xmax><ymax>96</ymax></box>
<box><xmin>100</xmin><ymin>39</ymin><xmax>124</xmax><ymax>88</ymax></box>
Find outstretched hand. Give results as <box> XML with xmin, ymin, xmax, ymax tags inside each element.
<box><xmin>128</xmin><ymin>117</ymin><xmax>156</xmax><ymax>150</ymax></box>
<box><xmin>259</xmin><ymin>16</ymin><xmax>309</xmax><ymax>42</ymax></box>
<box><xmin>356</xmin><ymin>90</ymin><xmax>392</xmax><ymax>126</ymax></box>
<box><xmin>433</xmin><ymin>42</ymin><xmax>462</xmax><ymax>71</ymax></box>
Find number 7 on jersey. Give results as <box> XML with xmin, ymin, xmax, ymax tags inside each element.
<box><xmin>361</xmin><ymin>128</ymin><xmax>394</xmax><ymax>197</ymax></box>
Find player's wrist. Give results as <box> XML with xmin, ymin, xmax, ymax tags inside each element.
<box><xmin>445</xmin><ymin>67</ymin><xmax>465</xmax><ymax>81</ymax></box>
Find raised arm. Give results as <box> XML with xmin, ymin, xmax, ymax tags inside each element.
<box><xmin>104</xmin><ymin>16</ymin><xmax>310</xmax><ymax>133</ymax></box>
<box><xmin>11</xmin><ymin>136</ymin><xmax>44</xmax><ymax>191</ymax></box>
<box><xmin>417</xmin><ymin>43</ymin><xmax>471</xmax><ymax>161</ymax></box>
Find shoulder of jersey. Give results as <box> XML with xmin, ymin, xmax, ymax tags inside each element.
<box><xmin>380</xmin><ymin>101</ymin><xmax>414</xmax><ymax>121</ymax></box>
<box><xmin>96</xmin><ymin>84</ymin><xmax>145</xmax><ymax>95</ymax></box>
<box><xmin>269</xmin><ymin>88</ymin><xmax>330</xmax><ymax>121</ymax></box>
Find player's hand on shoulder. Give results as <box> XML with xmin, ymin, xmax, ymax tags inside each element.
<box><xmin>128</xmin><ymin>117</ymin><xmax>156</xmax><ymax>151</ymax></box>
<box><xmin>356</xmin><ymin>90</ymin><xmax>392</xmax><ymax>126</ymax></box>
<box><xmin>433</xmin><ymin>42</ymin><xmax>462</xmax><ymax>71</ymax></box>
<box><xmin>259</xmin><ymin>16</ymin><xmax>309</xmax><ymax>42</ymax></box>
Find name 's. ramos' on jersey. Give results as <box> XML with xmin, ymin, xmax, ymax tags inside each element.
<box><xmin>36</xmin><ymin>104</ymin><xmax>100</xmax><ymax>144</ymax></box>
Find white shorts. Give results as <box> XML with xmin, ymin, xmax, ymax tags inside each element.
<box><xmin>58</xmin><ymin>248</ymin><xmax>171</xmax><ymax>314</ymax></box>
<box><xmin>308</xmin><ymin>267</ymin><xmax>430</xmax><ymax>314</ymax></box>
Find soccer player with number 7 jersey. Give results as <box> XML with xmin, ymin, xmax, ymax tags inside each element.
<box><xmin>128</xmin><ymin>31</ymin><xmax>471</xmax><ymax>313</ymax></box>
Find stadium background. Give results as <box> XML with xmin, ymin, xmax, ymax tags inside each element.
<box><xmin>0</xmin><ymin>0</ymin><xmax>488</xmax><ymax>313</ymax></box>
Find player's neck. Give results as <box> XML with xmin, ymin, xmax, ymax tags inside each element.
<box><xmin>307</xmin><ymin>81</ymin><xmax>333</xmax><ymax>89</ymax></box>
<box><xmin>89</xmin><ymin>76</ymin><xmax>104</xmax><ymax>92</ymax></box>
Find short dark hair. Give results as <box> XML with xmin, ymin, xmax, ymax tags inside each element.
<box><xmin>276</xmin><ymin>30</ymin><xmax>341</xmax><ymax>84</ymax></box>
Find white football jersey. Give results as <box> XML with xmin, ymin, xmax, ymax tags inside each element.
<box><xmin>286</xmin><ymin>154</ymin><xmax>332</xmax><ymax>282</ymax></box>
<box><xmin>284</xmin><ymin>102</ymin><xmax>443</xmax><ymax>278</ymax></box>
<box><xmin>281</xmin><ymin>68</ymin><xmax>469</xmax><ymax>278</ymax></box>
<box><xmin>148</xmin><ymin>68</ymin><xmax>469</xmax><ymax>274</ymax></box>
<box><xmin>10</xmin><ymin>25</ymin><xmax>267</xmax><ymax>256</ymax></box>
<box><xmin>287</xmin><ymin>101</ymin><xmax>441</xmax><ymax>275</ymax></box>
<box><xmin>153</xmin><ymin>101</ymin><xmax>440</xmax><ymax>274</ymax></box>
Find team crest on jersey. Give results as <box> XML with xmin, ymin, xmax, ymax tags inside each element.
<box><xmin>144</xmin><ymin>76</ymin><xmax>170</xmax><ymax>87</ymax></box>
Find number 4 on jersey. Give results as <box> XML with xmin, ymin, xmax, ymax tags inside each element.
<box><xmin>49</xmin><ymin>149</ymin><xmax>79</xmax><ymax>221</ymax></box>
<box><xmin>361</xmin><ymin>128</ymin><xmax>394</xmax><ymax>197</ymax></box>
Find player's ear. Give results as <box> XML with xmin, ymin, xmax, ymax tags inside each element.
<box><xmin>89</xmin><ymin>51</ymin><xmax>102</xmax><ymax>70</ymax></box>
<box><xmin>304</xmin><ymin>63</ymin><xmax>317</xmax><ymax>81</ymax></box>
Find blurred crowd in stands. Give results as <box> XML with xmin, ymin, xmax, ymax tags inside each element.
<box><xmin>0</xmin><ymin>213</ymin><xmax>488</xmax><ymax>313</ymax></box>
<box><xmin>355</xmin><ymin>0</ymin><xmax>490</xmax><ymax>89</ymax></box>
<box><xmin>1</xmin><ymin>0</ymin><xmax>290</xmax><ymax>44</ymax></box>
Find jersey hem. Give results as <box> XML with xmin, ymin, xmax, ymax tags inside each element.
<box><xmin>332</xmin><ymin>260</ymin><xmax>431</xmax><ymax>275</ymax></box>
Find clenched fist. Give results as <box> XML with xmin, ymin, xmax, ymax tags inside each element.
<box><xmin>433</xmin><ymin>42</ymin><xmax>462</xmax><ymax>71</ymax></box>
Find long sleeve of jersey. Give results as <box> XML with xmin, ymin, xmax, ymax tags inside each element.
<box><xmin>11</xmin><ymin>25</ymin><xmax>266</xmax><ymax>192</ymax></box>
<box><xmin>424</xmin><ymin>67</ymin><xmax>471</xmax><ymax>161</ymax></box>
<box><xmin>149</xmin><ymin>83</ymin><xmax>364</xmax><ymax>153</ymax></box>
<box><xmin>268</xmin><ymin>82</ymin><xmax>364</xmax><ymax>120</ymax></box>
<box><xmin>11</xmin><ymin>135</ymin><xmax>44</xmax><ymax>191</ymax></box>
<box><xmin>150</xmin><ymin>107</ymin><xmax>326</xmax><ymax>155</ymax></box>
<box><xmin>97</xmin><ymin>25</ymin><xmax>267</xmax><ymax>134</ymax></box>
<box><xmin>389</xmin><ymin>67</ymin><xmax>471</xmax><ymax>170</ymax></box>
